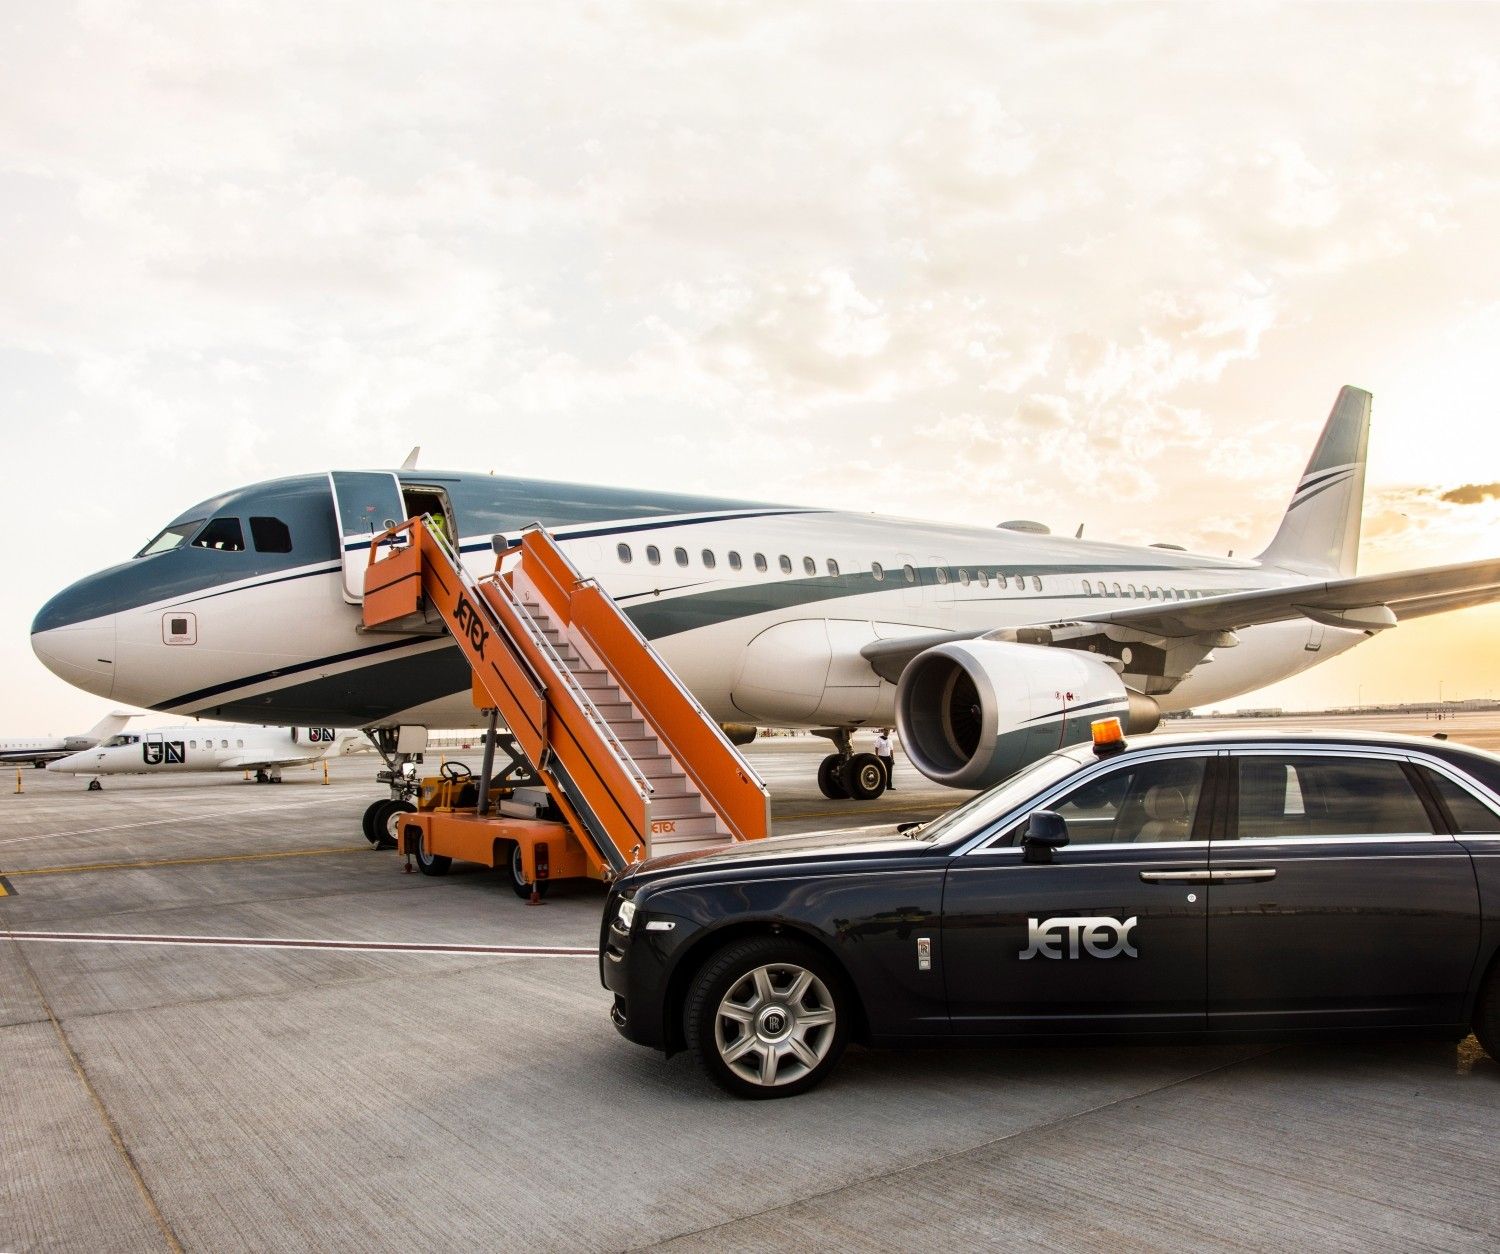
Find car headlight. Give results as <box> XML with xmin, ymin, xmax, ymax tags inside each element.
<box><xmin>615</xmin><ymin>898</ymin><xmax>637</xmax><ymax>930</ymax></box>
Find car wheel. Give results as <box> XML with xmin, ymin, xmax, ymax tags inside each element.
<box><xmin>844</xmin><ymin>752</ymin><xmax>886</xmax><ymax>801</ymax></box>
<box><xmin>685</xmin><ymin>936</ymin><xmax>849</xmax><ymax>1099</ymax></box>
<box><xmin>1474</xmin><ymin>958</ymin><xmax>1500</xmax><ymax>1061</ymax></box>
<box><xmin>816</xmin><ymin>754</ymin><xmax>849</xmax><ymax>799</ymax></box>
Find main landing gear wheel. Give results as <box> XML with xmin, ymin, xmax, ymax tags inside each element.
<box><xmin>816</xmin><ymin>754</ymin><xmax>849</xmax><ymax>800</ymax></box>
<box><xmin>87</xmin><ymin>779</ymin><xmax>102</xmax><ymax>792</ymax></box>
<box><xmin>685</xmin><ymin>936</ymin><xmax>849</xmax><ymax>1099</ymax></box>
<box><xmin>414</xmin><ymin>832</ymin><xmax>452</xmax><ymax>877</ymax></box>
<box><xmin>503</xmin><ymin>841</ymin><xmax>549</xmax><ymax>900</ymax></box>
<box><xmin>844</xmin><ymin>752</ymin><xmax>886</xmax><ymax>801</ymax></box>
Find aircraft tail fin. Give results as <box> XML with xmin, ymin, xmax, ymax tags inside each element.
<box><xmin>1256</xmin><ymin>385</ymin><xmax>1371</xmax><ymax>578</ymax></box>
<box><xmin>84</xmin><ymin>711</ymin><xmax>133</xmax><ymax>742</ymax></box>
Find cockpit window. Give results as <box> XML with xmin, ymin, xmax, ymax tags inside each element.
<box><xmin>102</xmin><ymin>734</ymin><xmax>140</xmax><ymax>747</ymax></box>
<box><xmin>193</xmin><ymin>518</ymin><xmax>245</xmax><ymax>552</ymax></box>
<box><xmin>137</xmin><ymin>520</ymin><xmax>204</xmax><ymax>558</ymax></box>
<box><xmin>250</xmin><ymin>517</ymin><xmax>293</xmax><ymax>553</ymax></box>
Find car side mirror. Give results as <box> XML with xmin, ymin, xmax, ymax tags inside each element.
<box><xmin>1022</xmin><ymin>810</ymin><xmax>1069</xmax><ymax>864</ymax></box>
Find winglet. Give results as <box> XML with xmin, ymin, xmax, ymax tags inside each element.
<box><xmin>400</xmin><ymin>446</ymin><xmax>421</xmax><ymax>471</ymax></box>
<box><xmin>1257</xmin><ymin>386</ymin><xmax>1371</xmax><ymax>578</ymax></box>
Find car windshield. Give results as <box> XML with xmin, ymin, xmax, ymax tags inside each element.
<box><xmin>910</xmin><ymin>752</ymin><xmax>1086</xmax><ymax>845</ymax></box>
<box><xmin>136</xmin><ymin>519</ymin><xmax>203</xmax><ymax>557</ymax></box>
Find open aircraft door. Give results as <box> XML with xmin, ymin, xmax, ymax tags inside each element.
<box><xmin>329</xmin><ymin>472</ymin><xmax>407</xmax><ymax>603</ymax></box>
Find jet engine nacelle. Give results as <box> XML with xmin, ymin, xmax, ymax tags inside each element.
<box><xmin>895</xmin><ymin>640</ymin><xmax>1160</xmax><ymax>790</ymax></box>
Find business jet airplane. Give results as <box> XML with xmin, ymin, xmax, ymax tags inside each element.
<box><xmin>30</xmin><ymin>386</ymin><xmax>1500</xmax><ymax>828</ymax></box>
<box><xmin>47</xmin><ymin>724</ymin><xmax>365</xmax><ymax>789</ymax></box>
<box><xmin>0</xmin><ymin>712</ymin><xmax>133</xmax><ymax>767</ymax></box>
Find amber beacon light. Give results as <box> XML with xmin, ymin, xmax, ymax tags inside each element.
<box><xmin>1091</xmin><ymin>716</ymin><xmax>1127</xmax><ymax>757</ymax></box>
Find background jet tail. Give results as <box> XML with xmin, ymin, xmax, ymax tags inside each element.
<box><xmin>1256</xmin><ymin>385</ymin><xmax>1371</xmax><ymax>577</ymax></box>
<box><xmin>84</xmin><ymin>711</ymin><xmax>134</xmax><ymax>742</ymax></box>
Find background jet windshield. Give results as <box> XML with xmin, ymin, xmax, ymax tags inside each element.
<box><xmin>136</xmin><ymin>519</ymin><xmax>204</xmax><ymax>557</ymax></box>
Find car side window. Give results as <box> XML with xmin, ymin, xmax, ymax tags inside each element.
<box><xmin>1235</xmin><ymin>756</ymin><xmax>1435</xmax><ymax>839</ymax></box>
<box><xmin>1417</xmin><ymin>766</ymin><xmax>1500</xmax><ymax>834</ymax></box>
<box><xmin>1004</xmin><ymin>756</ymin><xmax>1207</xmax><ymax>846</ymax></box>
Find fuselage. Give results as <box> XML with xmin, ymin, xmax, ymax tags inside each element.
<box><xmin>31</xmin><ymin>471</ymin><xmax>1365</xmax><ymax>732</ymax></box>
<box><xmin>46</xmin><ymin>723</ymin><xmax>358</xmax><ymax>776</ymax></box>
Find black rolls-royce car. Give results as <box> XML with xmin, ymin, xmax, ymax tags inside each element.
<box><xmin>600</xmin><ymin>727</ymin><xmax>1500</xmax><ymax>1098</ymax></box>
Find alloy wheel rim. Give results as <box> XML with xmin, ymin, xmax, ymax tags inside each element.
<box><xmin>714</xmin><ymin>962</ymin><xmax>836</xmax><ymax>1086</ymax></box>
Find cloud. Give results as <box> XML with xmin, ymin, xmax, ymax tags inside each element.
<box><xmin>7</xmin><ymin>2</ymin><xmax>1500</xmax><ymax>728</ymax></box>
<box><xmin>1441</xmin><ymin>482</ymin><xmax>1500</xmax><ymax>505</ymax></box>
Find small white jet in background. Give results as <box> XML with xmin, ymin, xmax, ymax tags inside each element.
<box><xmin>0</xmin><ymin>712</ymin><xmax>134</xmax><ymax>767</ymax></box>
<box><xmin>48</xmin><ymin>724</ymin><xmax>367</xmax><ymax>789</ymax></box>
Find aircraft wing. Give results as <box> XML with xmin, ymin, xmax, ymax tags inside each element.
<box><xmin>1081</xmin><ymin>555</ymin><xmax>1500</xmax><ymax>638</ymax></box>
<box><xmin>860</xmin><ymin>556</ymin><xmax>1500</xmax><ymax>682</ymax></box>
<box><xmin>221</xmin><ymin>756</ymin><xmax>314</xmax><ymax>771</ymax></box>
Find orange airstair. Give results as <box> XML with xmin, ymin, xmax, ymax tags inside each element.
<box><xmin>361</xmin><ymin>518</ymin><xmax>770</xmax><ymax>892</ymax></box>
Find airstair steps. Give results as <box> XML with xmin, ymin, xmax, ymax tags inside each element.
<box><xmin>364</xmin><ymin>519</ymin><xmax>769</xmax><ymax>879</ymax></box>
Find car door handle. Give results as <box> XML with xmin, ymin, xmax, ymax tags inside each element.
<box><xmin>1139</xmin><ymin>870</ymin><xmax>1214</xmax><ymax>883</ymax></box>
<box><xmin>1211</xmin><ymin>868</ymin><xmax>1277</xmax><ymax>882</ymax></box>
<box><xmin>1138</xmin><ymin>869</ymin><xmax>1278</xmax><ymax>884</ymax></box>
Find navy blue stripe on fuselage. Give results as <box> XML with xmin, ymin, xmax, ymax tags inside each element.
<box><xmin>159</xmin><ymin>636</ymin><xmax>443</xmax><ymax>712</ymax></box>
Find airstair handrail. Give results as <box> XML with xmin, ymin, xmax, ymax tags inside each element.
<box><xmin>516</xmin><ymin>526</ymin><xmax>770</xmax><ymax>844</ymax></box>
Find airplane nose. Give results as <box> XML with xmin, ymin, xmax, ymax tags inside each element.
<box><xmin>31</xmin><ymin>606</ymin><xmax>117</xmax><ymax>699</ymax></box>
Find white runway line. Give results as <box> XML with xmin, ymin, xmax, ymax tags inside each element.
<box><xmin>2</xmin><ymin>929</ymin><xmax>597</xmax><ymax>957</ymax></box>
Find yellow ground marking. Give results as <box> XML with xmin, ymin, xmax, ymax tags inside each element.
<box><xmin>4</xmin><ymin>845</ymin><xmax>368</xmax><ymax>879</ymax></box>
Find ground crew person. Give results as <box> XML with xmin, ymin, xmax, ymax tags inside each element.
<box><xmin>873</xmin><ymin>727</ymin><xmax>895</xmax><ymax>791</ymax></box>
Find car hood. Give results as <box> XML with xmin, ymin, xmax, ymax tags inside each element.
<box><xmin>624</xmin><ymin>824</ymin><xmax>920</xmax><ymax>883</ymax></box>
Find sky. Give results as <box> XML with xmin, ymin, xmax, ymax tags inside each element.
<box><xmin>4</xmin><ymin>1</ymin><xmax>1500</xmax><ymax>735</ymax></box>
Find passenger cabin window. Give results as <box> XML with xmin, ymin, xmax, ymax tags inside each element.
<box><xmin>193</xmin><ymin>517</ymin><xmax>245</xmax><ymax>552</ymax></box>
<box><xmin>728</xmin><ymin>551</ymin><xmax>743</xmax><ymax>571</ymax></box>
<box><xmin>997</xmin><ymin>574</ymin><xmax>1008</xmax><ymax>589</ymax></box>
<box><xmin>1418</xmin><ymin>767</ymin><xmax>1500</xmax><ymax>833</ymax></box>
<box><xmin>1235</xmin><ymin>757</ymin><xmax>1435</xmax><ymax>839</ymax></box>
<box><xmin>1033</xmin><ymin>576</ymin><xmax>1042</xmax><ymax>591</ymax></box>
<box><xmin>1113</xmin><ymin>582</ymin><xmax>1123</xmax><ymax>596</ymax></box>
<box><xmin>189</xmin><ymin>740</ymin><xmax>197</xmax><ymax>749</ymax></box>
<box><xmin>902</xmin><ymin>564</ymin><xmax>916</xmax><ymax>583</ymax></box>
<box><xmin>754</xmin><ymin>553</ymin><xmax>768</xmax><ymax>573</ymax></box>
<box><xmin>959</xmin><ymin>569</ymin><xmax>970</xmax><ymax>586</ymax></box>
<box><xmin>1082</xmin><ymin>579</ymin><xmax>1092</xmax><ymax>595</ymax></box>
<box><xmin>936</xmin><ymin>567</ymin><xmax>948</xmax><ymax>584</ymax></box>
<box><xmin>617</xmin><ymin>543</ymin><xmax>633</xmax><ymax>564</ymax></box>
<box><xmin>978</xmin><ymin>571</ymin><xmax>989</xmax><ymax>588</ymax></box>
<box><xmin>802</xmin><ymin>556</ymin><xmax>816</xmax><ymax>575</ymax></box>
<box><xmin>674</xmin><ymin>547</ymin><xmax>689</xmax><ymax>567</ymax></box>
<box><xmin>827</xmin><ymin>558</ymin><xmax>840</xmax><ymax>577</ymax></box>
<box><xmin>249</xmin><ymin>517</ymin><xmax>293</xmax><ymax>553</ymax></box>
<box><xmin>779</xmin><ymin>555</ymin><xmax>793</xmax><ymax>574</ymax></box>
<box><xmin>871</xmin><ymin>562</ymin><xmax>884</xmax><ymax>581</ymax></box>
<box><xmin>702</xmin><ymin>549</ymin><xmax>717</xmax><ymax>569</ymax></box>
<box><xmin>646</xmin><ymin>545</ymin><xmax>661</xmax><ymax>565</ymax></box>
<box><xmin>1011</xmin><ymin>757</ymin><xmax>1208</xmax><ymax>846</ymax></box>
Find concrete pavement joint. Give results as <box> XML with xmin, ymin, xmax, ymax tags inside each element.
<box><xmin>6</xmin><ymin>922</ymin><xmax>184</xmax><ymax>1253</ymax></box>
<box><xmin>631</xmin><ymin>1045</ymin><xmax>1285</xmax><ymax>1252</ymax></box>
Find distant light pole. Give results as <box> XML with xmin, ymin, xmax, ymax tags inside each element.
<box><xmin>1357</xmin><ymin>683</ymin><xmax>1364</xmax><ymax>709</ymax></box>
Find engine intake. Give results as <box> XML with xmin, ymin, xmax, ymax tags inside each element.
<box><xmin>895</xmin><ymin>640</ymin><xmax>1159</xmax><ymax>790</ymax></box>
